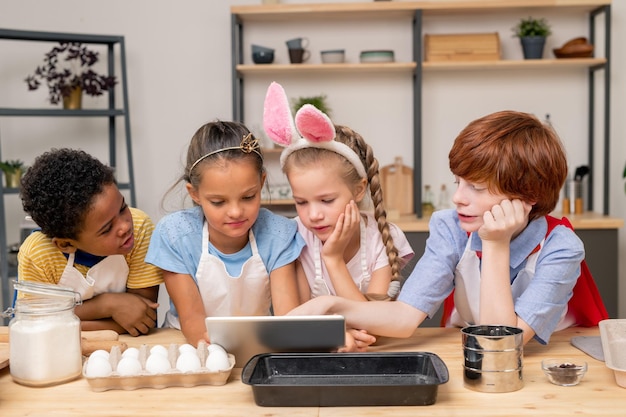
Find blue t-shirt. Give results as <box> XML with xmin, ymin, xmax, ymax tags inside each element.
<box><xmin>146</xmin><ymin>206</ymin><xmax>305</xmax><ymax>278</ymax></box>
<box><xmin>398</xmin><ymin>209</ymin><xmax>584</xmax><ymax>344</ymax></box>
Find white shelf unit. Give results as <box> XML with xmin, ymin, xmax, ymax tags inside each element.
<box><xmin>230</xmin><ymin>1</ymin><xmax>611</xmax><ymax>216</ymax></box>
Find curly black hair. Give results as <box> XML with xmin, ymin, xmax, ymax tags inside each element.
<box><xmin>20</xmin><ymin>148</ymin><xmax>116</xmax><ymax>239</ymax></box>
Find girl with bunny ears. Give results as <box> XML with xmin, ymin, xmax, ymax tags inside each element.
<box><xmin>263</xmin><ymin>82</ymin><xmax>414</xmax><ymax>306</ymax></box>
<box><xmin>146</xmin><ymin>120</ymin><xmax>305</xmax><ymax>346</ymax></box>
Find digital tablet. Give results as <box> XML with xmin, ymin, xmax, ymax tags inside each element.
<box><xmin>205</xmin><ymin>315</ymin><xmax>346</xmax><ymax>365</ymax></box>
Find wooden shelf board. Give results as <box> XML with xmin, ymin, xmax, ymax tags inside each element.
<box><xmin>237</xmin><ymin>62</ymin><xmax>416</xmax><ymax>75</ymax></box>
<box><xmin>238</xmin><ymin>58</ymin><xmax>604</xmax><ymax>75</ymax></box>
<box><xmin>394</xmin><ymin>211</ymin><xmax>623</xmax><ymax>232</ymax></box>
<box><xmin>232</xmin><ymin>1</ymin><xmax>611</xmax><ymax>21</ymax></box>
<box><xmin>423</xmin><ymin>57</ymin><xmax>607</xmax><ymax>71</ymax></box>
<box><xmin>261</xmin><ymin>199</ymin><xmax>294</xmax><ymax>206</ymax></box>
<box><xmin>261</xmin><ymin>147</ymin><xmax>282</xmax><ymax>155</ymax></box>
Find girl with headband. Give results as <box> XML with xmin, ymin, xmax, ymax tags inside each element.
<box><xmin>264</xmin><ymin>82</ymin><xmax>414</xmax><ymax>349</ymax></box>
<box><xmin>146</xmin><ymin>120</ymin><xmax>305</xmax><ymax>346</ymax></box>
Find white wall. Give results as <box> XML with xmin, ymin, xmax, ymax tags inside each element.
<box><xmin>1</xmin><ymin>0</ymin><xmax>624</xmax><ymax>318</ymax></box>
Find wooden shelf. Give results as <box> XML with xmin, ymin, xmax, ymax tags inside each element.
<box><xmin>237</xmin><ymin>62</ymin><xmax>416</xmax><ymax>75</ymax></box>
<box><xmin>260</xmin><ymin>147</ymin><xmax>282</xmax><ymax>155</ymax></box>
<box><xmin>239</xmin><ymin>59</ymin><xmax>604</xmax><ymax>75</ymax></box>
<box><xmin>423</xmin><ymin>57</ymin><xmax>607</xmax><ymax>71</ymax></box>
<box><xmin>232</xmin><ymin>1</ymin><xmax>610</xmax><ymax>21</ymax></box>
<box><xmin>261</xmin><ymin>199</ymin><xmax>294</xmax><ymax>206</ymax></box>
<box><xmin>394</xmin><ymin>211</ymin><xmax>624</xmax><ymax>233</ymax></box>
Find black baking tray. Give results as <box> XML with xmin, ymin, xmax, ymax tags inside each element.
<box><xmin>241</xmin><ymin>351</ymin><xmax>448</xmax><ymax>407</ymax></box>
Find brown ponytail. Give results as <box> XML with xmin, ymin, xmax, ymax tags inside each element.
<box><xmin>334</xmin><ymin>126</ymin><xmax>403</xmax><ymax>298</ymax></box>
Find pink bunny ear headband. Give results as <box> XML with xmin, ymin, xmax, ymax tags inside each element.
<box><xmin>263</xmin><ymin>81</ymin><xmax>367</xmax><ymax>179</ymax></box>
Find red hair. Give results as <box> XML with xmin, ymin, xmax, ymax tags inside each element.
<box><xmin>449</xmin><ymin>111</ymin><xmax>567</xmax><ymax>221</ymax></box>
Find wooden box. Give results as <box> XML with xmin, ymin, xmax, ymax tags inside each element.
<box><xmin>424</xmin><ymin>33</ymin><xmax>500</xmax><ymax>62</ymax></box>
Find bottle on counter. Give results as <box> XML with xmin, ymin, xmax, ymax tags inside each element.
<box><xmin>437</xmin><ymin>184</ymin><xmax>451</xmax><ymax>210</ymax></box>
<box><xmin>422</xmin><ymin>184</ymin><xmax>435</xmax><ymax>217</ymax></box>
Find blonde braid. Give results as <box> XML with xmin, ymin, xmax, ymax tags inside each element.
<box><xmin>335</xmin><ymin>126</ymin><xmax>403</xmax><ymax>299</ymax></box>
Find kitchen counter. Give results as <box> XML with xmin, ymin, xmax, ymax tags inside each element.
<box><xmin>393</xmin><ymin>211</ymin><xmax>624</xmax><ymax>232</ymax></box>
<box><xmin>0</xmin><ymin>326</ymin><xmax>623</xmax><ymax>416</ymax></box>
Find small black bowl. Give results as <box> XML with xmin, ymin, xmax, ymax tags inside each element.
<box><xmin>252</xmin><ymin>51</ymin><xmax>274</xmax><ymax>64</ymax></box>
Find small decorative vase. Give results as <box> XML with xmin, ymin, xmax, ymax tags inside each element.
<box><xmin>4</xmin><ymin>168</ymin><xmax>22</xmax><ymax>188</ymax></box>
<box><xmin>62</xmin><ymin>87</ymin><xmax>83</xmax><ymax>110</ymax></box>
<box><xmin>520</xmin><ymin>36</ymin><xmax>546</xmax><ymax>59</ymax></box>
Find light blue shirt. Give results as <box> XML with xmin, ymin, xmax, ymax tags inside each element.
<box><xmin>398</xmin><ymin>209</ymin><xmax>584</xmax><ymax>344</ymax></box>
<box><xmin>146</xmin><ymin>207</ymin><xmax>305</xmax><ymax>278</ymax></box>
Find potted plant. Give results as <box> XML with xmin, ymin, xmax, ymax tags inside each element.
<box><xmin>291</xmin><ymin>94</ymin><xmax>331</xmax><ymax>116</ymax></box>
<box><xmin>512</xmin><ymin>17</ymin><xmax>552</xmax><ymax>59</ymax></box>
<box><xmin>25</xmin><ymin>42</ymin><xmax>117</xmax><ymax>108</ymax></box>
<box><xmin>0</xmin><ymin>159</ymin><xmax>26</xmax><ymax>188</ymax></box>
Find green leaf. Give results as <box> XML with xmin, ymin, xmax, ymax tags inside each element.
<box><xmin>291</xmin><ymin>95</ymin><xmax>331</xmax><ymax>116</ymax></box>
<box><xmin>512</xmin><ymin>17</ymin><xmax>551</xmax><ymax>38</ymax></box>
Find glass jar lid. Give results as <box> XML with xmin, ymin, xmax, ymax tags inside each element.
<box><xmin>13</xmin><ymin>280</ymin><xmax>82</xmax><ymax>301</ymax></box>
<box><xmin>2</xmin><ymin>280</ymin><xmax>82</xmax><ymax>318</ymax></box>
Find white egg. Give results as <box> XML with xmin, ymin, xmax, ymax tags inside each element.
<box><xmin>116</xmin><ymin>356</ymin><xmax>142</xmax><ymax>376</ymax></box>
<box><xmin>175</xmin><ymin>352</ymin><xmax>201</xmax><ymax>373</ymax></box>
<box><xmin>205</xmin><ymin>350</ymin><xmax>231</xmax><ymax>372</ymax></box>
<box><xmin>149</xmin><ymin>344</ymin><xmax>168</xmax><ymax>357</ymax></box>
<box><xmin>85</xmin><ymin>356</ymin><xmax>113</xmax><ymax>377</ymax></box>
<box><xmin>207</xmin><ymin>343</ymin><xmax>227</xmax><ymax>354</ymax></box>
<box><xmin>88</xmin><ymin>349</ymin><xmax>110</xmax><ymax>361</ymax></box>
<box><xmin>145</xmin><ymin>353</ymin><xmax>172</xmax><ymax>374</ymax></box>
<box><xmin>178</xmin><ymin>343</ymin><xmax>196</xmax><ymax>355</ymax></box>
<box><xmin>121</xmin><ymin>347</ymin><xmax>140</xmax><ymax>359</ymax></box>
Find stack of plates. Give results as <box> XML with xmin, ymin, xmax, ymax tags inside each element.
<box><xmin>359</xmin><ymin>50</ymin><xmax>394</xmax><ymax>63</ymax></box>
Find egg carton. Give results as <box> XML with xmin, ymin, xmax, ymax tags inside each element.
<box><xmin>82</xmin><ymin>341</ymin><xmax>235</xmax><ymax>392</ymax></box>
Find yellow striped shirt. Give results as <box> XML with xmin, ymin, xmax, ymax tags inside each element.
<box><xmin>17</xmin><ymin>207</ymin><xmax>163</xmax><ymax>289</ymax></box>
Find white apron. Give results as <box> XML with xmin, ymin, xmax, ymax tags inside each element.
<box><xmin>310</xmin><ymin>218</ymin><xmax>400</xmax><ymax>299</ymax></box>
<box><xmin>58</xmin><ymin>252</ymin><xmax>128</xmax><ymax>301</ymax></box>
<box><xmin>164</xmin><ymin>222</ymin><xmax>271</xmax><ymax>329</ymax></box>
<box><xmin>448</xmin><ymin>235</ymin><xmax>573</xmax><ymax>329</ymax></box>
<box><xmin>311</xmin><ymin>218</ymin><xmax>368</xmax><ymax>297</ymax></box>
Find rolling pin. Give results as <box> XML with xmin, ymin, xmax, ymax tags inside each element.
<box><xmin>0</xmin><ymin>328</ymin><xmax>127</xmax><ymax>355</ymax></box>
<box><xmin>81</xmin><ymin>330</ymin><xmax>127</xmax><ymax>355</ymax></box>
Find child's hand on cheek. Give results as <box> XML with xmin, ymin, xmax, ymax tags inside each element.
<box><xmin>321</xmin><ymin>200</ymin><xmax>360</xmax><ymax>261</ymax></box>
<box><xmin>479</xmin><ymin>199</ymin><xmax>532</xmax><ymax>243</ymax></box>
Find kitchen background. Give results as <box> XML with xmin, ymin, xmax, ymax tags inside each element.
<box><xmin>0</xmin><ymin>0</ymin><xmax>624</xmax><ymax>321</ymax></box>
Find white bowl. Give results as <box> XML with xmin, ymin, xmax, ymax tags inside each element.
<box><xmin>321</xmin><ymin>49</ymin><xmax>345</xmax><ymax>64</ymax></box>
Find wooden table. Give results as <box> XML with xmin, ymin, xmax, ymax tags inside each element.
<box><xmin>0</xmin><ymin>326</ymin><xmax>622</xmax><ymax>416</ymax></box>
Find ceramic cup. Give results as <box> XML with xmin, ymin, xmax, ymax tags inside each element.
<box><xmin>288</xmin><ymin>48</ymin><xmax>310</xmax><ymax>64</ymax></box>
<box><xmin>321</xmin><ymin>49</ymin><xmax>345</xmax><ymax>64</ymax></box>
<box><xmin>285</xmin><ymin>37</ymin><xmax>309</xmax><ymax>50</ymax></box>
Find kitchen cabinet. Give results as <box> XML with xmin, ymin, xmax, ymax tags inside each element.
<box><xmin>230</xmin><ymin>1</ymin><xmax>612</xmax><ymax>216</ymax></box>
<box><xmin>0</xmin><ymin>29</ymin><xmax>135</xmax><ymax>318</ymax></box>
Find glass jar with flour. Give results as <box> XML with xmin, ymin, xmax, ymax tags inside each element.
<box><xmin>3</xmin><ymin>280</ymin><xmax>82</xmax><ymax>386</ymax></box>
